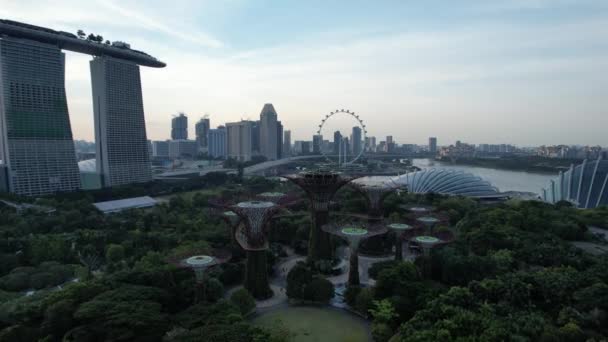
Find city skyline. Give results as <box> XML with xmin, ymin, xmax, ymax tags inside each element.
<box><xmin>2</xmin><ymin>1</ymin><xmax>608</xmax><ymax>145</ymax></box>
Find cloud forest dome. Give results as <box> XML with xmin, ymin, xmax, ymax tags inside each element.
<box><xmin>392</xmin><ymin>169</ymin><xmax>499</xmax><ymax>197</ymax></box>
<box><xmin>542</xmin><ymin>158</ymin><xmax>608</xmax><ymax>209</ymax></box>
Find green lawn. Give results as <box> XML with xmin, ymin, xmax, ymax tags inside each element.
<box><xmin>252</xmin><ymin>306</ymin><xmax>371</xmax><ymax>342</ymax></box>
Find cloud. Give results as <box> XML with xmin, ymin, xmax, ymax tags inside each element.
<box><xmin>94</xmin><ymin>0</ymin><xmax>223</xmax><ymax>48</ymax></box>
<box><xmin>1</xmin><ymin>0</ymin><xmax>222</xmax><ymax>48</ymax></box>
<box><xmin>2</xmin><ymin>0</ymin><xmax>607</xmax><ymax>145</ymax></box>
<box><xmin>474</xmin><ymin>0</ymin><xmax>607</xmax><ymax>12</ymax></box>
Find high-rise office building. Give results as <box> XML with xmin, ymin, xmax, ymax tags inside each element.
<box><xmin>251</xmin><ymin>121</ymin><xmax>260</xmax><ymax>155</ymax></box>
<box><xmin>0</xmin><ymin>37</ymin><xmax>80</xmax><ymax>196</ymax></box>
<box><xmin>429</xmin><ymin>137</ymin><xmax>437</xmax><ymax>154</ymax></box>
<box><xmin>333</xmin><ymin>131</ymin><xmax>342</xmax><ymax>155</ymax></box>
<box><xmin>208</xmin><ymin>126</ymin><xmax>227</xmax><ymax>159</ymax></box>
<box><xmin>195</xmin><ymin>117</ymin><xmax>210</xmax><ymax>151</ymax></box>
<box><xmin>259</xmin><ymin>103</ymin><xmax>278</xmax><ymax>160</ymax></box>
<box><xmin>313</xmin><ymin>135</ymin><xmax>323</xmax><ymax>154</ymax></box>
<box><xmin>283</xmin><ymin>130</ymin><xmax>292</xmax><ymax>157</ymax></box>
<box><xmin>277</xmin><ymin>121</ymin><xmax>283</xmax><ymax>159</ymax></box>
<box><xmin>294</xmin><ymin>141</ymin><xmax>311</xmax><ymax>155</ymax></box>
<box><xmin>226</xmin><ymin>120</ymin><xmax>253</xmax><ymax>162</ymax></box>
<box><xmin>351</xmin><ymin>127</ymin><xmax>362</xmax><ymax>156</ymax></box>
<box><xmin>91</xmin><ymin>56</ymin><xmax>152</xmax><ymax>187</ymax></box>
<box><xmin>386</xmin><ymin>135</ymin><xmax>395</xmax><ymax>153</ymax></box>
<box><xmin>171</xmin><ymin>113</ymin><xmax>188</xmax><ymax>140</ymax></box>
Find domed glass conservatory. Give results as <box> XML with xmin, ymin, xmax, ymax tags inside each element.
<box><xmin>542</xmin><ymin>158</ymin><xmax>608</xmax><ymax>209</ymax></box>
<box><xmin>391</xmin><ymin>169</ymin><xmax>500</xmax><ymax>197</ymax></box>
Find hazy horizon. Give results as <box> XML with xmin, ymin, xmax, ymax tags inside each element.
<box><xmin>3</xmin><ymin>0</ymin><xmax>607</xmax><ymax>146</ymax></box>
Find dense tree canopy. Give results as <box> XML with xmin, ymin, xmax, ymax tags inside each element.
<box><xmin>1</xmin><ymin>171</ymin><xmax>607</xmax><ymax>341</ymax></box>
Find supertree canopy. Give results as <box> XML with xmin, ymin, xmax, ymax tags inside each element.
<box><xmin>322</xmin><ymin>219</ymin><xmax>387</xmax><ymax>285</ymax></box>
<box><xmin>350</xmin><ymin>177</ymin><xmax>401</xmax><ymax>219</ymax></box>
<box><xmin>412</xmin><ymin>236</ymin><xmax>441</xmax><ymax>256</ymax></box>
<box><xmin>386</xmin><ymin>223</ymin><xmax>415</xmax><ymax>260</ymax></box>
<box><xmin>167</xmin><ymin>249</ymin><xmax>230</xmax><ymax>303</ymax></box>
<box><xmin>284</xmin><ymin>170</ymin><xmax>359</xmax><ymax>262</ymax></box>
<box><xmin>256</xmin><ymin>192</ymin><xmax>288</xmax><ymax>203</ymax></box>
<box><xmin>417</xmin><ymin>216</ymin><xmax>441</xmax><ymax>234</ymax></box>
<box><xmin>400</xmin><ymin>204</ymin><xmax>435</xmax><ymax>216</ymax></box>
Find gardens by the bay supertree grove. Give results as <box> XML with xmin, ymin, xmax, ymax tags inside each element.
<box><xmin>5</xmin><ymin>104</ymin><xmax>607</xmax><ymax>342</ymax></box>
<box><xmin>322</xmin><ymin>220</ymin><xmax>387</xmax><ymax>285</ymax></box>
<box><xmin>284</xmin><ymin>170</ymin><xmax>359</xmax><ymax>263</ymax></box>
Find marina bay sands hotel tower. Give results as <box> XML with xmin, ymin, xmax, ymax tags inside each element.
<box><xmin>0</xmin><ymin>19</ymin><xmax>165</xmax><ymax>196</ymax></box>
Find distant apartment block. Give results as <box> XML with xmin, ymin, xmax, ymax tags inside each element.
<box><xmin>195</xmin><ymin>117</ymin><xmax>210</xmax><ymax>151</ymax></box>
<box><xmin>171</xmin><ymin>113</ymin><xmax>188</xmax><ymax>140</ymax></box>
<box><xmin>152</xmin><ymin>140</ymin><xmax>170</xmax><ymax>157</ymax></box>
<box><xmin>226</xmin><ymin>120</ymin><xmax>253</xmax><ymax>162</ymax></box>
<box><xmin>168</xmin><ymin>140</ymin><xmax>197</xmax><ymax>158</ymax></box>
<box><xmin>208</xmin><ymin>126</ymin><xmax>227</xmax><ymax>159</ymax></box>
<box><xmin>429</xmin><ymin>137</ymin><xmax>437</xmax><ymax>154</ymax></box>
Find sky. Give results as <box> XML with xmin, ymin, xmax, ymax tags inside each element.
<box><xmin>1</xmin><ymin>0</ymin><xmax>607</xmax><ymax>146</ymax></box>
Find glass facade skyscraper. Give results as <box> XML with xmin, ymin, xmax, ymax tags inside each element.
<box><xmin>259</xmin><ymin>103</ymin><xmax>278</xmax><ymax>160</ymax></box>
<box><xmin>91</xmin><ymin>56</ymin><xmax>152</xmax><ymax>187</ymax></box>
<box><xmin>0</xmin><ymin>37</ymin><xmax>80</xmax><ymax>196</ymax></box>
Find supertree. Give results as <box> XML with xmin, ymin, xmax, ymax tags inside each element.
<box><xmin>167</xmin><ymin>249</ymin><xmax>231</xmax><ymax>303</ymax></box>
<box><xmin>256</xmin><ymin>191</ymin><xmax>289</xmax><ymax>203</ymax></box>
<box><xmin>229</xmin><ymin>200</ymin><xmax>284</xmax><ymax>299</ymax></box>
<box><xmin>400</xmin><ymin>204</ymin><xmax>435</xmax><ymax>217</ymax></box>
<box><xmin>412</xmin><ymin>236</ymin><xmax>441</xmax><ymax>256</ymax></box>
<box><xmin>284</xmin><ymin>170</ymin><xmax>359</xmax><ymax>262</ymax></box>
<box><xmin>350</xmin><ymin>177</ymin><xmax>401</xmax><ymax>220</ymax></box>
<box><xmin>322</xmin><ymin>220</ymin><xmax>387</xmax><ymax>286</ymax></box>
<box><xmin>385</xmin><ymin>223</ymin><xmax>416</xmax><ymax>260</ymax></box>
<box><xmin>417</xmin><ymin>216</ymin><xmax>441</xmax><ymax>235</ymax></box>
<box><xmin>220</xmin><ymin>210</ymin><xmax>241</xmax><ymax>247</ymax></box>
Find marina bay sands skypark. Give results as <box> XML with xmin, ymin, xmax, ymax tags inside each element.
<box><xmin>0</xmin><ymin>19</ymin><xmax>166</xmax><ymax>196</ymax></box>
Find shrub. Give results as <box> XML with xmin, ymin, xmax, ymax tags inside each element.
<box><xmin>105</xmin><ymin>244</ymin><xmax>125</xmax><ymax>264</ymax></box>
<box><xmin>304</xmin><ymin>277</ymin><xmax>334</xmax><ymax>304</ymax></box>
<box><xmin>344</xmin><ymin>285</ymin><xmax>362</xmax><ymax>307</ymax></box>
<box><xmin>286</xmin><ymin>262</ymin><xmax>313</xmax><ymax>299</ymax></box>
<box><xmin>205</xmin><ymin>278</ymin><xmax>224</xmax><ymax>302</ymax></box>
<box><xmin>286</xmin><ymin>262</ymin><xmax>334</xmax><ymax>303</ymax></box>
<box><xmin>41</xmin><ymin>299</ymin><xmax>75</xmax><ymax>338</ymax></box>
<box><xmin>218</xmin><ymin>262</ymin><xmax>244</xmax><ymax>286</ymax></box>
<box><xmin>29</xmin><ymin>272</ymin><xmax>56</xmax><ymax>290</ymax></box>
<box><xmin>355</xmin><ymin>288</ymin><xmax>374</xmax><ymax>316</ymax></box>
<box><xmin>368</xmin><ymin>260</ymin><xmax>399</xmax><ymax>280</ymax></box>
<box><xmin>1</xmin><ymin>272</ymin><xmax>29</xmax><ymax>291</ymax></box>
<box><xmin>371</xmin><ymin>322</ymin><xmax>393</xmax><ymax>342</ymax></box>
<box><xmin>47</xmin><ymin>264</ymin><xmax>74</xmax><ymax>283</ymax></box>
<box><xmin>230</xmin><ymin>288</ymin><xmax>255</xmax><ymax>315</ymax></box>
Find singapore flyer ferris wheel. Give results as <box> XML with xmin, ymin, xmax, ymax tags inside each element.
<box><xmin>317</xmin><ymin>109</ymin><xmax>367</xmax><ymax>165</ymax></box>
